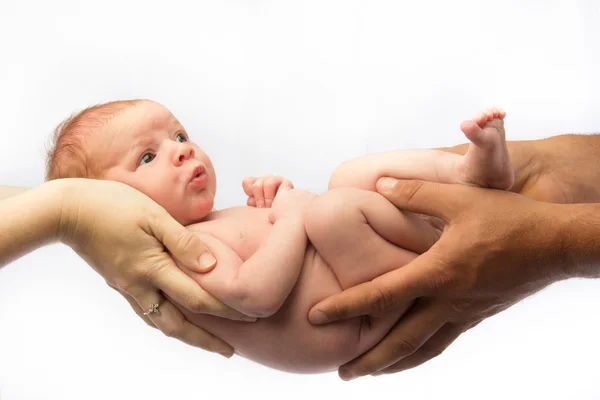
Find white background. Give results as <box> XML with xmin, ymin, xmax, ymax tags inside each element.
<box><xmin>1</xmin><ymin>1</ymin><xmax>600</xmax><ymax>399</ymax></box>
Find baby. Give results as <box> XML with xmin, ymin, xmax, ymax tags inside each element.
<box><xmin>46</xmin><ymin>100</ymin><xmax>513</xmax><ymax>373</ymax></box>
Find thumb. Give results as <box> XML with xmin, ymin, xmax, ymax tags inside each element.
<box><xmin>148</xmin><ymin>208</ymin><xmax>217</xmax><ymax>273</ymax></box>
<box><xmin>376</xmin><ymin>178</ymin><xmax>464</xmax><ymax>222</ymax></box>
<box><xmin>309</xmin><ymin>248</ymin><xmax>441</xmax><ymax>324</ymax></box>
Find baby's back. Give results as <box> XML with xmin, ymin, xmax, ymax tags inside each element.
<box><xmin>176</xmin><ymin>206</ymin><xmax>365</xmax><ymax>373</ymax></box>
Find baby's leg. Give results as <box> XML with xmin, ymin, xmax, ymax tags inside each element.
<box><xmin>457</xmin><ymin>107</ymin><xmax>514</xmax><ymax>189</ymax></box>
<box><xmin>305</xmin><ymin>187</ymin><xmax>440</xmax><ymax>348</ymax></box>
<box><xmin>329</xmin><ymin>107</ymin><xmax>514</xmax><ymax>192</ymax></box>
<box><xmin>305</xmin><ymin>187</ymin><xmax>438</xmax><ymax>290</ymax></box>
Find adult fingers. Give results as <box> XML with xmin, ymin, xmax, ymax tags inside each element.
<box><xmin>135</xmin><ymin>289</ymin><xmax>235</xmax><ymax>357</ymax></box>
<box><xmin>376</xmin><ymin>178</ymin><xmax>468</xmax><ymax>222</ymax></box>
<box><xmin>147</xmin><ymin>207</ymin><xmax>217</xmax><ymax>273</ymax></box>
<box><xmin>107</xmin><ymin>282</ymin><xmax>156</xmax><ymax>328</ymax></box>
<box><xmin>337</xmin><ymin>299</ymin><xmax>446</xmax><ymax>380</ymax></box>
<box><xmin>309</xmin><ymin>251</ymin><xmax>441</xmax><ymax>324</ymax></box>
<box><xmin>373</xmin><ymin>323</ymin><xmax>464</xmax><ymax>375</ymax></box>
<box><xmin>150</xmin><ymin>263</ymin><xmax>257</xmax><ymax>322</ymax></box>
<box><xmin>119</xmin><ymin>287</ymin><xmax>157</xmax><ymax>329</ymax></box>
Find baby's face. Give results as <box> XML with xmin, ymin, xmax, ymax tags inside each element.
<box><xmin>90</xmin><ymin>101</ymin><xmax>217</xmax><ymax>225</ymax></box>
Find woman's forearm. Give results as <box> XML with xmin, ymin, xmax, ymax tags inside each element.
<box><xmin>0</xmin><ymin>181</ymin><xmax>63</xmax><ymax>268</ymax></box>
<box><xmin>0</xmin><ymin>185</ymin><xmax>29</xmax><ymax>201</ymax></box>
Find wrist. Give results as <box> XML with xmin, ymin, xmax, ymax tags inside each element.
<box><xmin>556</xmin><ymin>203</ymin><xmax>600</xmax><ymax>279</ymax></box>
<box><xmin>40</xmin><ymin>178</ymin><xmax>88</xmax><ymax>246</ymax></box>
<box><xmin>0</xmin><ymin>179</ymin><xmax>67</xmax><ymax>267</ymax></box>
<box><xmin>533</xmin><ymin>135</ymin><xmax>600</xmax><ymax>203</ymax></box>
<box><xmin>443</xmin><ymin>136</ymin><xmax>600</xmax><ymax>204</ymax></box>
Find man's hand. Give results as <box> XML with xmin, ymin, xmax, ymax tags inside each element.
<box><xmin>309</xmin><ymin>178</ymin><xmax>568</xmax><ymax>380</ymax></box>
<box><xmin>441</xmin><ymin>134</ymin><xmax>600</xmax><ymax>204</ymax></box>
<box><xmin>242</xmin><ymin>175</ymin><xmax>294</xmax><ymax>208</ymax></box>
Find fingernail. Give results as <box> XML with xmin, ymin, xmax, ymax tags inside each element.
<box><xmin>339</xmin><ymin>368</ymin><xmax>357</xmax><ymax>381</ymax></box>
<box><xmin>309</xmin><ymin>310</ymin><xmax>328</xmax><ymax>325</ymax></box>
<box><xmin>198</xmin><ymin>252</ymin><xmax>216</xmax><ymax>271</ymax></box>
<box><xmin>377</xmin><ymin>177</ymin><xmax>398</xmax><ymax>193</ymax></box>
<box><xmin>241</xmin><ymin>316</ymin><xmax>258</xmax><ymax>322</ymax></box>
<box><xmin>371</xmin><ymin>371</ymin><xmax>383</xmax><ymax>377</ymax></box>
<box><xmin>219</xmin><ymin>350</ymin><xmax>234</xmax><ymax>359</ymax></box>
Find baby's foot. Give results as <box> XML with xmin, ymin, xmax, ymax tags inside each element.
<box><xmin>457</xmin><ymin>108</ymin><xmax>514</xmax><ymax>190</ymax></box>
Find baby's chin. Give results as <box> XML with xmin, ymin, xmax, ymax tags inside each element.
<box><xmin>174</xmin><ymin>201</ymin><xmax>214</xmax><ymax>226</ymax></box>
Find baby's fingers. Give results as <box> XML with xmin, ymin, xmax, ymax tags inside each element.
<box><xmin>242</xmin><ymin>177</ymin><xmax>257</xmax><ymax>197</ymax></box>
<box><xmin>252</xmin><ymin>179</ymin><xmax>266</xmax><ymax>208</ymax></box>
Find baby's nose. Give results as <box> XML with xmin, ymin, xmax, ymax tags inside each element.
<box><xmin>176</xmin><ymin>145</ymin><xmax>195</xmax><ymax>164</ymax></box>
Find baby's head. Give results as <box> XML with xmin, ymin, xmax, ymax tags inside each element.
<box><xmin>46</xmin><ymin>99</ymin><xmax>217</xmax><ymax>225</ymax></box>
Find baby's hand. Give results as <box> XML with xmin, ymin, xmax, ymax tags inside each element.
<box><xmin>242</xmin><ymin>175</ymin><xmax>294</xmax><ymax>208</ymax></box>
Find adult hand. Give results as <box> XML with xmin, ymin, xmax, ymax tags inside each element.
<box><xmin>441</xmin><ymin>134</ymin><xmax>600</xmax><ymax>204</ymax></box>
<box><xmin>309</xmin><ymin>178</ymin><xmax>569</xmax><ymax>380</ymax></box>
<box><xmin>57</xmin><ymin>178</ymin><xmax>255</xmax><ymax>357</ymax></box>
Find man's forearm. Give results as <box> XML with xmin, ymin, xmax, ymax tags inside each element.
<box><xmin>559</xmin><ymin>202</ymin><xmax>600</xmax><ymax>279</ymax></box>
<box><xmin>0</xmin><ymin>182</ymin><xmax>62</xmax><ymax>268</ymax></box>
<box><xmin>441</xmin><ymin>134</ymin><xmax>600</xmax><ymax>204</ymax></box>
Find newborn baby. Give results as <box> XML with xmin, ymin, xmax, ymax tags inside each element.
<box><xmin>46</xmin><ymin>100</ymin><xmax>513</xmax><ymax>373</ymax></box>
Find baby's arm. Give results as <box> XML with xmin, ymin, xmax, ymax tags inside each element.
<box><xmin>189</xmin><ymin>197</ymin><xmax>312</xmax><ymax>318</ymax></box>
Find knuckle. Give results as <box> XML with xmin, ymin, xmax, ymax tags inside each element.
<box><xmin>396</xmin><ymin>180</ymin><xmax>426</xmax><ymax>204</ymax></box>
<box><xmin>114</xmin><ymin>277</ymin><xmax>135</xmax><ymax>294</ymax></box>
<box><xmin>391</xmin><ymin>336</ymin><xmax>419</xmax><ymax>357</ymax></box>
<box><xmin>161</xmin><ymin>323</ymin><xmax>183</xmax><ymax>339</ymax></box>
<box><xmin>369</xmin><ymin>284</ymin><xmax>397</xmax><ymax>315</ymax></box>
<box><xmin>427</xmin><ymin>248</ymin><xmax>477</xmax><ymax>294</ymax></box>
<box><xmin>183</xmin><ymin>295</ymin><xmax>207</xmax><ymax>313</ymax></box>
<box><xmin>448</xmin><ymin>298</ymin><xmax>475</xmax><ymax>314</ymax></box>
<box><xmin>138</xmin><ymin>259</ymin><xmax>170</xmax><ymax>283</ymax></box>
<box><xmin>419</xmin><ymin>345</ymin><xmax>445</xmax><ymax>360</ymax></box>
<box><xmin>174</xmin><ymin>230</ymin><xmax>197</xmax><ymax>253</ymax></box>
<box><xmin>352</xmin><ymin>364</ymin><xmax>377</xmax><ymax>377</ymax></box>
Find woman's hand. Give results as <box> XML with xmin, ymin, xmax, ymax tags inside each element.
<box><xmin>56</xmin><ymin>179</ymin><xmax>255</xmax><ymax>357</ymax></box>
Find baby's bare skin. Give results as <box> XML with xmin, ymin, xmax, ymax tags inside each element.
<box><xmin>53</xmin><ymin>100</ymin><xmax>512</xmax><ymax>373</ymax></box>
<box><xmin>175</xmin><ymin>198</ymin><xmax>421</xmax><ymax>373</ymax></box>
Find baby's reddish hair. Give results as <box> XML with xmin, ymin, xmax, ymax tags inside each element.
<box><xmin>46</xmin><ymin>99</ymin><xmax>143</xmax><ymax>181</ymax></box>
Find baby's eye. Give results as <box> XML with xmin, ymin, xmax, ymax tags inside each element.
<box><xmin>175</xmin><ymin>133</ymin><xmax>188</xmax><ymax>143</ymax></box>
<box><xmin>139</xmin><ymin>153</ymin><xmax>155</xmax><ymax>165</ymax></box>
